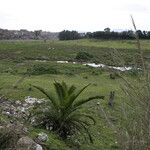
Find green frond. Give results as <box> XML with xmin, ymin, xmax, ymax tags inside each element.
<box><xmin>73</xmin><ymin>84</ymin><xmax>91</xmax><ymax>101</ymax></box>
<box><xmin>54</xmin><ymin>82</ymin><xmax>65</xmax><ymax>101</ymax></box>
<box><xmin>79</xmin><ymin>114</ymin><xmax>96</xmax><ymax>125</ymax></box>
<box><xmin>32</xmin><ymin>85</ymin><xmax>59</xmax><ymax>109</ymax></box>
<box><xmin>64</xmin><ymin>84</ymin><xmax>91</xmax><ymax>110</ymax></box>
<box><xmin>74</xmin><ymin>95</ymin><xmax>104</xmax><ymax>108</ymax></box>
<box><xmin>80</xmin><ymin>123</ymin><xmax>93</xmax><ymax>143</ymax></box>
<box><xmin>66</xmin><ymin>113</ymin><xmax>96</xmax><ymax>126</ymax></box>
<box><xmin>31</xmin><ymin>81</ymin><xmax>102</xmax><ymax>143</ymax></box>
<box><xmin>68</xmin><ymin>85</ymin><xmax>76</xmax><ymax>95</ymax></box>
<box><xmin>72</xmin><ymin>120</ymin><xmax>94</xmax><ymax>143</ymax></box>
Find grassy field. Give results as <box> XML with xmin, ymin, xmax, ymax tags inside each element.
<box><xmin>0</xmin><ymin>39</ymin><xmax>149</xmax><ymax>150</ymax></box>
<box><xmin>0</xmin><ymin>39</ymin><xmax>150</xmax><ymax>65</ymax></box>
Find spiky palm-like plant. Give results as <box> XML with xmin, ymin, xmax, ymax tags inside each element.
<box><xmin>32</xmin><ymin>81</ymin><xmax>104</xmax><ymax>143</ymax></box>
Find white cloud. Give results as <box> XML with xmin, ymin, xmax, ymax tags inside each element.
<box><xmin>0</xmin><ymin>0</ymin><xmax>150</xmax><ymax>31</ymax></box>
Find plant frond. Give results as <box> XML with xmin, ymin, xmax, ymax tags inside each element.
<box><xmin>66</xmin><ymin>113</ymin><xmax>96</xmax><ymax>126</ymax></box>
<box><xmin>74</xmin><ymin>95</ymin><xmax>104</xmax><ymax>108</ymax></box>
<box><xmin>68</xmin><ymin>85</ymin><xmax>76</xmax><ymax>95</ymax></box>
<box><xmin>72</xmin><ymin>120</ymin><xmax>94</xmax><ymax>143</ymax></box>
<box><xmin>64</xmin><ymin>84</ymin><xmax>91</xmax><ymax>110</ymax></box>
<box><xmin>54</xmin><ymin>81</ymin><xmax>66</xmax><ymax>103</ymax></box>
<box><xmin>32</xmin><ymin>85</ymin><xmax>58</xmax><ymax>109</ymax></box>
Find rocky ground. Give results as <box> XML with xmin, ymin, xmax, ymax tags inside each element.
<box><xmin>0</xmin><ymin>96</ymin><xmax>49</xmax><ymax>150</ymax></box>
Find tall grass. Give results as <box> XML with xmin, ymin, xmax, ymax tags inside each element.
<box><xmin>100</xmin><ymin>17</ymin><xmax>150</xmax><ymax>150</ymax></box>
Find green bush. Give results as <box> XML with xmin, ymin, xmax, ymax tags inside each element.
<box><xmin>76</xmin><ymin>52</ymin><xmax>93</xmax><ymax>61</ymax></box>
<box><xmin>31</xmin><ymin>81</ymin><xmax>104</xmax><ymax>143</ymax></box>
<box><xmin>28</xmin><ymin>65</ymin><xmax>59</xmax><ymax>75</ymax></box>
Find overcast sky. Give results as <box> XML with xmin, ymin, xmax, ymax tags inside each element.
<box><xmin>0</xmin><ymin>0</ymin><xmax>150</xmax><ymax>32</ymax></box>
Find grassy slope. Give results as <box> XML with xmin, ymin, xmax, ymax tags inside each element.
<box><xmin>0</xmin><ymin>39</ymin><xmax>149</xmax><ymax>149</ymax></box>
<box><xmin>0</xmin><ymin>39</ymin><xmax>150</xmax><ymax>65</ymax></box>
<box><xmin>0</xmin><ymin>73</ymin><xmax>121</xmax><ymax>150</ymax></box>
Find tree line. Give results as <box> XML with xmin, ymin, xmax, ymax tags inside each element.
<box><xmin>0</xmin><ymin>29</ymin><xmax>58</xmax><ymax>40</ymax></box>
<box><xmin>59</xmin><ymin>28</ymin><xmax>150</xmax><ymax>40</ymax></box>
<box><xmin>1</xmin><ymin>28</ymin><xmax>150</xmax><ymax>40</ymax></box>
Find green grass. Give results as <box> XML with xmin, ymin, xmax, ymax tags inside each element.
<box><xmin>0</xmin><ymin>39</ymin><xmax>149</xmax><ymax>149</ymax></box>
<box><xmin>0</xmin><ymin>63</ymin><xmax>121</xmax><ymax>149</ymax></box>
<box><xmin>58</xmin><ymin>39</ymin><xmax>150</xmax><ymax>50</ymax></box>
<box><xmin>0</xmin><ymin>39</ymin><xmax>150</xmax><ymax>65</ymax></box>
<box><xmin>0</xmin><ymin>72</ymin><xmax>120</xmax><ymax>100</ymax></box>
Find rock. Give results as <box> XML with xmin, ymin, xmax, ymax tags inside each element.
<box><xmin>97</xmin><ymin>102</ymin><xmax>100</xmax><ymax>105</ymax></box>
<box><xmin>17</xmin><ymin>136</ymin><xmax>43</xmax><ymax>150</ymax></box>
<box><xmin>36</xmin><ymin>144</ymin><xmax>43</xmax><ymax>150</ymax></box>
<box><xmin>25</xmin><ymin>96</ymin><xmax>44</xmax><ymax>105</ymax></box>
<box><xmin>25</xmin><ymin>96</ymin><xmax>37</xmax><ymax>104</ymax></box>
<box><xmin>0</xmin><ymin>96</ymin><xmax>44</xmax><ymax>120</ymax></box>
<box><xmin>0</xmin><ymin>126</ymin><xmax>4</xmax><ymax>129</ymax></box>
<box><xmin>16</xmin><ymin>100</ymin><xmax>22</xmax><ymax>105</ymax></box>
<box><xmin>23</xmin><ymin>127</ymin><xmax>28</xmax><ymax>133</ymax></box>
<box><xmin>38</xmin><ymin>132</ymin><xmax>48</xmax><ymax>142</ymax></box>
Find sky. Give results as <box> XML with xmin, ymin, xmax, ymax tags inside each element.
<box><xmin>0</xmin><ymin>0</ymin><xmax>150</xmax><ymax>32</ymax></box>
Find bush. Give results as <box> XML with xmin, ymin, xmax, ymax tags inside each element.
<box><xmin>28</xmin><ymin>65</ymin><xmax>59</xmax><ymax>75</ymax></box>
<box><xmin>76</xmin><ymin>52</ymin><xmax>93</xmax><ymax>61</ymax></box>
<box><xmin>59</xmin><ymin>30</ymin><xmax>81</xmax><ymax>40</ymax></box>
<box><xmin>127</xmin><ymin>68</ymin><xmax>141</xmax><ymax>77</ymax></box>
<box><xmin>31</xmin><ymin>81</ymin><xmax>104</xmax><ymax>143</ymax></box>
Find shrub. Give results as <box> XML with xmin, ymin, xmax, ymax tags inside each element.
<box><xmin>92</xmin><ymin>70</ymin><xmax>102</xmax><ymax>75</ymax></box>
<box><xmin>31</xmin><ymin>81</ymin><xmax>104</xmax><ymax>143</ymax></box>
<box><xmin>76</xmin><ymin>52</ymin><xmax>93</xmax><ymax>61</ymax></box>
<box><xmin>59</xmin><ymin>30</ymin><xmax>81</xmax><ymax>40</ymax></box>
<box><xmin>28</xmin><ymin>65</ymin><xmax>59</xmax><ymax>75</ymax></box>
<box><xmin>127</xmin><ymin>68</ymin><xmax>141</xmax><ymax>77</ymax></box>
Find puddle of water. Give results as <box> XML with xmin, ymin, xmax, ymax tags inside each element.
<box><xmin>57</xmin><ymin>61</ymin><xmax>68</xmax><ymax>63</ymax></box>
<box><xmin>34</xmin><ymin>60</ymin><xmax>135</xmax><ymax>72</ymax></box>
<box><xmin>109</xmin><ymin>66</ymin><xmax>132</xmax><ymax>71</ymax></box>
<box><xmin>83</xmin><ymin>63</ymin><xmax>105</xmax><ymax>68</ymax></box>
<box><xmin>35</xmin><ymin>60</ymin><xmax>47</xmax><ymax>62</ymax></box>
<box><xmin>85</xmin><ymin>63</ymin><xmax>133</xmax><ymax>71</ymax></box>
<box><xmin>57</xmin><ymin>61</ymin><xmax>134</xmax><ymax>71</ymax></box>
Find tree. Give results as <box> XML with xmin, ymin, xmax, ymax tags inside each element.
<box><xmin>31</xmin><ymin>81</ymin><xmax>104</xmax><ymax>142</ymax></box>
<box><xmin>34</xmin><ymin>30</ymin><xmax>42</xmax><ymax>39</ymax></box>
<box><xmin>136</xmin><ymin>30</ymin><xmax>144</xmax><ymax>39</ymax></box>
<box><xmin>104</xmin><ymin>27</ymin><xmax>111</xmax><ymax>33</ymax></box>
<box><xmin>58</xmin><ymin>30</ymin><xmax>81</xmax><ymax>40</ymax></box>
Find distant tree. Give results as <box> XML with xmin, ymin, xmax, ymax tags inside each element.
<box><xmin>85</xmin><ymin>29</ymin><xmax>138</xmax><ymax>40</ymax></box>
<box><xmin>143</xmin><ymin>31</ymin><xmax>147</xmax><ymax>39</ymax></box>
<box><xmin>86</xmin><ymin>32</ymin><xmax>93</xmax><ymax>38</ymax></box>
<box><xmin>120</xmin><ymin>30</ymin><xmax>134</xmax><ymax>39</ymax></box>
<box><xmin>34</xmin><ymin>30</ymin><xmax>42</xmax><ymax>39</ymax></box>
<box><xmin>58</xmin><ymin>30</ymin><xmax>81</xmax><ymax>40</ymax></box>
<box><xmin>147</xmin><ymin>31</ymin><xmax>150</xmax><ymax>39</ymax></box>
<box><xmin>136</xmin><ymin>30</ymin><xmax>144</xmax><ymax>39</ymax></box>
<box><xmin>104</xmin><ymin>27</ymin><xmax>111</xmax><ymax>33</ymax></box>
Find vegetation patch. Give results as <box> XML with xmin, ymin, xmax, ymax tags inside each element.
<box><xmin>76</xmin><ymin>51</ymin><xmax>94</xmax><ymax>61</ymax></box>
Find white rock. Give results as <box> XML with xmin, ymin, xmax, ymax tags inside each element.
<box><xmin>57</xmin><ymin>61</ymin><xmax>68</xmax><ymax>63</ymax></box>
<box><xmin>25</xmin><ymin>96</ymin><xmax>44</xmax><ymax>105</ymax></box>
<box><xmin>38</xmin><ymin>132</ymin><xmax>48</xmax><ymax>142</ymax></box>
<box><xmin>17</xmin><ymin>136</ymin><xmax>43</xmax><ymax>150</ymax></box>
<box><xmin>16</xmin><ymin>100</ymin><xmax>22</xmax><ymax>105</ymax></box>
<box><xmin>36</xmin><ymin>144</ymin><xmax>43</xmax><ymax>150</ymax></box>
<box><xmin>97</xmin><ymin>102</ymin><xmax>100</xmax><ymax>105</ymax></box>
